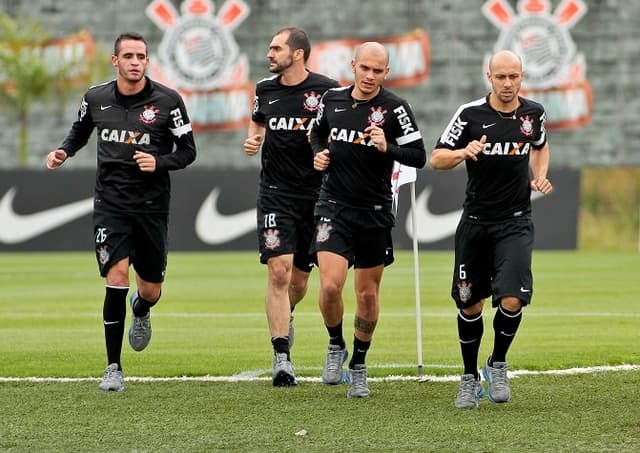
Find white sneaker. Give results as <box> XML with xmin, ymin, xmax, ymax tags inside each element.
<box><xmin>321</xmin><ymin>345</ymin><xmax>348</xmax><ymax>384</ymax></box>
<box><xmin>272</xmin><ymin>352</ymin><xmax>298</xmax><ymax>387</ymax></box>
<box><xmin>98</xmin><ymin>363</ymin><xmax>124</xmax><ymax>392</ymax></box>
<box><xmin>454</xmin><ymin>374</ymin><xmax>484</xmax><ymax>409</ymax></box>
<box><xmin>347</xmin><ymin>364</ymin><xmax>370</xmax><ymax>398</ymax></box>
<box><xmin>128</xmin><ymin>292</ymin><xmax>152</xmax><ymax>352</ymax></box>
<box><xmin>482</xmin><ymin>358</ymin><xmax>511</xmax><ymax>403</ymax></box>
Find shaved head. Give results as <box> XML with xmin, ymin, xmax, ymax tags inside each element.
<box><xmin>354</xmin><ymin>41</ymin><xmax>389</xmax><ymax>65</ymax></box>
<box><xmin>489</xmin><ymin>50</ymin><xmax>522</xmax><ymax>73</ymax></box>
<box><xmin>350</xmin><ymin>41</ymin><xmax>389</xmax><ymax>100</ymax></box>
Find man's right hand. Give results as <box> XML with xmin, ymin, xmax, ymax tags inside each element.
<box><xmin>46</xmin><ymin>149</ymin><xmax>68</xmax><ymax>169</ymax></box>
<box><xmin>314</xmin><ymin>149</ymin><xmax>330</xmax><ymax>171</ymax></box>
<box><xmin>244</xmin><ymin>134</ymin><xmax>263</xmax><ymax>156</ymax></box>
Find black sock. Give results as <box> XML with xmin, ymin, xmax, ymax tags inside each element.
<box><xmin>349</xmin><ymin>336</ymin><xmax>370</xmax><ymax>369</ymax></box>
<box><xmin>103</xmin><ymin>286</ymin><xmax>128</xmax><ymax>369</ymax></box>
<box><xmin>458</xmin><ymin>310</ymin><xmax>484</xmax><ymax>379</ymax></box>
<box><xmin>131</xmin><ymin>290</ymin><xmax>159</xmax><ymax>317</ymax></box>
<box><xmin>326</xmin><ymin>321</ymin><xmax>345</xmax><ymax>349</ymax></box>
<box><xmin>491</xmin><ymin>304</ymin><xmax>522</xmax><ymax>365</ymax></box>
<box><xmin>271</xmin><ymin>336</ymin><xmax>290</xmax><ymax>360</ymax></box>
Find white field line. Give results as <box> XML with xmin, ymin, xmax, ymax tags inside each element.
<box><xmin>1</xmin><ymin>364</ymin><xmax>638</xmax><ymax>384</ymax></box>
<box><xmin>1</xmin><ymin>311</ymin><xmax>637</xmax><ymax>319</ymax></box>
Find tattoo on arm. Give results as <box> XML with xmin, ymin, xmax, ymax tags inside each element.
<box><xmin>354</xmin><ymin>316</ymin><xmax>377</xmax><ymax>334</ymax></box>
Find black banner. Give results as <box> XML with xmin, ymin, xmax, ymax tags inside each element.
<box><xmin>0</xmin><ymin>168</ymin><xmax>579</xmax><ymax>251</ymax></box>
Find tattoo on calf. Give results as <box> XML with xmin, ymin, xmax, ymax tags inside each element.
<box><xmin>354</xmin><ymin>316</ymin><xmax>377</xmax><ymax>334</ymax></box>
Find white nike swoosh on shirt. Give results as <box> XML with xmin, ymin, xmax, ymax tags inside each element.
<box><xmin>0</xmin><ymin>187</ymin><xmax>94</xmax><ymax>244</ymax></box>
<box><xmin>406</xmin><ymin>188</ymin><xmax>545</xmax><ymax>243</ymax></box>
<box><xmin>195</xmin><ymin>188</ymin><xmax>256</xmax><ymax>244</ymax></box>
<box><xmin>268</xmin><ymin>99</ymin><xmax>280</xmax><ymax>105</ymax></box>
<box><xmin>482</xmin><ymin>123</ymin><xmax>496</xmax><ymax>129</ymax></box>
<box><xmin>335</xmin><ymin>108</ymin><xmax>347</xmax><ymax>112</ymax></box>
<box><xmin>100</xmin><ymin>105</ymin><xmax>112</xmax><ymax>110</ymax></box>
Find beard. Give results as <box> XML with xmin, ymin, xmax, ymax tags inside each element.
<box><xmin>268</xmin><ymin>55</ymin><xmax>293</xmax><ymax>74</ymax></box>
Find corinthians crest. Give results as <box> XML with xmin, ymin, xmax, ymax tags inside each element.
<box><xmin>368</xmin><ymin>107</ymin><xmax>387</xmax><ymax>127</ymax></box>
<box><xmin>140</xmin><ymin>105</ymin><xmax>160</xmax><ymax>124</ymax></box>
<box><xmin>482</xmin><ymin>0</ymin><xmax>587</xmax><ymax>89</ymax></box>
<box><xmin>263</xmin><ymin>229</ymin><xmax>280</xmax><ymax>250</ymax></box>
<box><xmin>482</xmin><ymin>0</ymin><xmax>592</xmax><ymax>129</ymax></box>
<box><xmin>303</xmin><ymin>91</ymin><xmax>321</xmax><ymax>112</ymax></box>
<box><xmin>146</xmin><ymin>0</ymin><xmax>249</xmax><ymax>90</ymax></box>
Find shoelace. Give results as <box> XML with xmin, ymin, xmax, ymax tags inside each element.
<box><xmin>351</xmin><ymin>368</ymin><xmax>367</xmax><ymax>390</ymax></box>
<box><xmin>133</xmin><ymin>317</ymin><xmax>149</xmax><ymax>337</ymax></box>
<box><xmin>491</xmin><ymin>367</ymin><xmax>508</xmax><ymax>390</ymax></box>
<box><xmin>326</xmin><ymin>350</ymin><xmax>342</xmax><ymax>372</ymax></box>
<box><xmin>104</xmin><ymin>366</ymin><xmax>119</xmax><ymax>380</ymax></box>
<box><xmin>459</xmin><ymin>378</ymin><xmax>478</xmax><ymax>400</ymax></box>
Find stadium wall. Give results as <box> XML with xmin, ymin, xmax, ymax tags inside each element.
<box><xmin>0</xmin><ymin>0</ymin><xmax>638</xmax><ymax>169</ymax></box>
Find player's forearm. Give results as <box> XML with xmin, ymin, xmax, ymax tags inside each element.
<box><xmin>386</xmin><ymin>142</ymin><xmax>426</xmax><ymax>168</ymax></box>
<box><xmin>60</xmin><ymin>120</ymin><xmax>93</xmax><ymax>157</ymax></box>
<box><xmin>530</xmin><ymin>143</ymin><xmax>550</xmax><ymax>179</ymax></box>
<box><xmin>430</xmin><ymin>148</ymin><xmax>466</xmax><ymax>170</ymax></box>
<box><xmin>156</xmin><ymin>135</ymin><xmax>197</xmax><ymax>171</ymax></box>
<box><xmin>309</xmin><ymin>127</ymin><xmax>329</xmax><ymax>154</ymax></box>
<box><xmin>247</xmin><ymin>120</ymin><xmax>265</xmax><ymax>139</ymax></box>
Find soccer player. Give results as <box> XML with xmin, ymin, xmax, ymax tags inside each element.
<box><xmin>430</xmin><ymin>50</ymin><xmax>553</xmax><ymax>408</ymax></box>
<box><xmin>244</xmin><ymin>27</ymin><xmax>340</xmax><ymax>387</ymax></box>
<box><xmin>309</xmin><ymin>42</ymin><xmax>426</xmax><ymax>398</ymax></box>
<box><xmin>46</xmin><ymin>32</ymin><xmax>196</xmax><ymax>392</ymax></box>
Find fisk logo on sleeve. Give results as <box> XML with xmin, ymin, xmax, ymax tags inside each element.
<box><xmin>442</xmin><ymin>116</ymin><xmax>467</xmax><ymax>147</ymax></box>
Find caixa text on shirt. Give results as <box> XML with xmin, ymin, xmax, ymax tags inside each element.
<box><xmin>100</xmin><ymin>129</ymin><xmax>151</xmax><ymax>145</ymax></box>
<box><xmin>329</xmin><ymin>128</ymin><xmax>378</xmax><ymax>146</ymax></box>
<box><xmin>268</xmin><ymin>117</ymin><xmax>316</xmax><ymax>131</ymax></box>
<box><xmin>481</xmin><ymin>142</ymin><xmax>532</xmax><ymax>156</ymax></box>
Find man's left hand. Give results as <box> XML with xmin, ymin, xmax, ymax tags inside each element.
<box><xmin>134</xmin><ymin>150</ymin><xmax>157</xmax><ymax>172</ymax></box>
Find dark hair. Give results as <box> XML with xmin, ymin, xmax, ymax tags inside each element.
<box><xmin>113</xmin><ymin>32</ymin><xmax>148</xmax><ymax>56</ymax></box>
<box><xmin>275</xmin><ymin>27</ymin><xmax>311</xmax><ymax>63</ymax></box>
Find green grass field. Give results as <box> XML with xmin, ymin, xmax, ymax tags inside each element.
<box><xmin>1</xmin><ymin>251</ymin><xmax>639</xmax><ymax>452</ymax></box>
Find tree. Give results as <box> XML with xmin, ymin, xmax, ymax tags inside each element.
<box><xmin>0</xmin><ymin>13</ymin><xmax>75</xmax><ymax>166</ymax></box>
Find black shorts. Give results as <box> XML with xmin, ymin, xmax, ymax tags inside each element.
<box><xmin>451</xmin><ymin>217</ymin><xmax>534</xmax><ymax>308</ymax></box>
<box><xmin>94</xmin><ymin>210</ymin><xmax>168</xmax><ymax>283</ymax></box>
<box><xmin>312</xmin><ymin>200</ymin><xmax>394</xmax><ymax>268</ymax></box>
<box><xmin>256</xmin><ymin>192</ymin><xmax>316</xmax><ymax>272</ymax></box>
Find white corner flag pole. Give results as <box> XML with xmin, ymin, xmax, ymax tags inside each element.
<box><xmin>391</xmin><ymin>162</ymin><xmax>423</xmax><ymax>377</ymax></box>
<box><xmin>410</xmin><ymin>181</ymin><xmax>424</xmax><ymax>377</ymax></box>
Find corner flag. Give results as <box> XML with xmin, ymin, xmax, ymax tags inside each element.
<box><xmin>391</xmin><ymin>162</ymin><xmax>417</xmax><ymax>215</ymax></box>
<box><xmin>390</xmin><ymin>161</ymin><xmax>424</xmax><ymax>376</ymax></box>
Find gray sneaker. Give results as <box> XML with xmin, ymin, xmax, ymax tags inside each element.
<box><xmin>288</xmin><ymin>315</ymin><xmax>294</xmax><ymax>350</ymax></box>
<box><xmin>321</xmin><ymin>345</ymin><xmax>348</xmax><ymax>384</ymax></box>
<box><xmin>347</xmin><ymin>364</ymin><xmax>370</xmax><ymax>398</ymax></box>
<box><xmin>272</xmin><ymin>352</ymin><xmax>298</xmax><ymax>387</ymax></box>
<box><xmin>128</xmin><ymin>292</ymin><xmax>152</xmax><ymax>352</ymax></box>
<box><xmin>98</xmin><ymin>363</ymin><xmax>124</xmax><ymax>392</ymax></box>
<box><xmin>454</xmin><ymin>374</ymin><xmax>484</xmax><ymax>409</ymax></box>
<box><xmin>482</xmin><ymin>358</ymin><xmax>511</xmax><ymax>403</ymax></box>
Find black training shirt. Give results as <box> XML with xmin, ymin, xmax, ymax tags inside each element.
<box><xmin>310</xmin><ymin>86</ymin><xmax>426</xmax><ymax>211</ymax></box>
<box><xmin>435</xmin><ymin>95</ymin><xmax>547</xmax><ymax>222</ymax></box>
<box><xmin>60</xmin><ymin>77</ymin><xmax>196</xmax><ymax>214</ymax></box>
<box><xmin>252</xmin><ymin>72</ymin><xmax>340</xmax><ymax>199</ymax></box>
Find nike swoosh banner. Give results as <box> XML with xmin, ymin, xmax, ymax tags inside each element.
<box><xmin>0</xmin><ymin>169</ymin><xmax>579</xmax><ymax>251</ymax></box>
